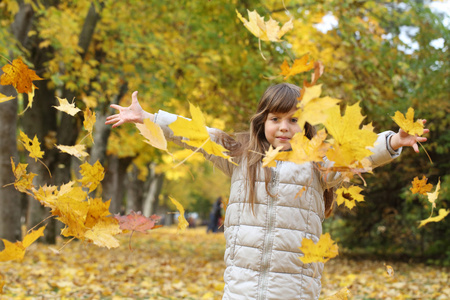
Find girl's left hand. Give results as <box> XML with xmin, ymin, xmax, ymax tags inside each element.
<box><xmin>390</xmin><ymin>120</ymin><xmax>429</xmax><ymax>153</ymax></box>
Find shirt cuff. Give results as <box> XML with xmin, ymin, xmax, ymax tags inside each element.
<box><xmin>386</xmin><ymin>132</ymin><xmax>402</xmax><ymax>156</ymax></box>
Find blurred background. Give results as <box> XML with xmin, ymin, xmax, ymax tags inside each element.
<box><xmin>0</xmin><ymin>0</ymin><xmax>449</xmax><ymax>268</ymax></box>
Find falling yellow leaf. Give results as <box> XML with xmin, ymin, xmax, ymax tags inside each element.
<box><xmin>56</xmin><ymin>144</ymin><xmax>89</xmax><ymax>159</ymax></box>
<box><xmin>78</xmin><ymin>161</ymin><xmax>105</xmax><ymax>192</ymax></box>
<box><xmin>280</xmin><ymin>54</ymin><xmax>315</xmax><ymax>80</ymax></box>
<box><xmin>83</xmin><ymin>108</ymin><xmax>96</xmax><ymax>143</ymax></box>
<box><xmin>293</xmin><ymin>84</ymin><xmax>340</xmax><ymax>129</ymax></box>
<box><xmin>169</xmin><ymin>196</ymin><xmax>189</xmax><ymax>233</ymax></box>
<box><xmin>169</xmin><ymin>102</ymin><xmax>232</xmax><ymax>162</ymax></box>
<box><xmin>0</xmin><ymin>93</ymin><xmax>15</xmax><ymax>103</ymax></box>
<box><xmin>10</xmin><ymin>157</ymin><xmax>37</xmax><ymax>193</ymax></box>
<box><xmin>262</xmin><ymin>145</ymin><xmax>283</xmax><ymax>168</ymax></box>
<box><xmin>136</xmin><ymin>119</ymin><xmax>170</xmax><ymax>153</ymax></box>
<box><xmin>299</xmin><ymin>233</ymin><xmax>339</xmax><ymax>264</ymax></box>
<box><xmin>84</xmin><ymin>218</ymin><xmax>121</xmax><ymax>249</ymax></box>
<box><xmin>53</xmin><ymin>97</ymin><xmax>81</xmax><ymax>116</ymax></box>
<box><xmin>236</xmin><ymin>9</ymin><xmax>293</xmax><ymax>42</ymax></box>
<box><xmin>85</xmin><ymin>198</ymin><xmax>112</xmax><ymax>228</ymax></box>
<box><xmin>324</xmin><ymin>102</ymin><xmax>378</xmax><ymax>167</ymax></box>
<box><xmin>426</xmin><ymin>179</ymin><xmax>440</xmax><ymax>209</ymax></box>
<box><xmin>19</xmin><ymin>131</ymin><xmax>44</xmax><ymax>162</ymax></box>
<box><xmin>410</xmin><ymin>176</ymin><xmax>433</xmax><ymax>195</ymax></box>
<box><xmin>0</xmin><ymin>225</ymin><xmax>46</xmax><ymax>262</ymax></box>
<box><xmin>419</xmin><ymin>209</ymin><xmax>449</xmax><ymax>228</ymax></box>
<box><xmin>391</xmin><ymin>107</ymin><xmax>424</xmax><ymax>136</ymax></box>
<box><xmin>276</xmin><ymin>129</ymin><xmax>330</xmax><ymax>165</ymax></box>
<box><xmin>335</xmin><ymin>185</ymin><xmax>365</xmax><ymax>210</ymax></box>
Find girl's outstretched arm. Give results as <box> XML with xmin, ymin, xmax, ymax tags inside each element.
<box><xmin>390</xmin><ymin>120</ymin><xmax>429</xmax><ymax>153</ymax></box>
<box><xmin>105</xmin><ymin>91</ymin><xmax>154</xmax><ymax>128</ymax></box>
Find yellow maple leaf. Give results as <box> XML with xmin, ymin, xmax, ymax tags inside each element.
<box><xmin>418</xmin><ymin>209</ymin><xmax>449</xmax><ymax>228</ymax></box>
<box><xmin>19</xmin><ymin>131</ymin><xmax>44</xmax><ymax>162</ymax></box>
<box><xmin>169</xmin><ymin>196</ymin><xmax>189</xmax><ymax>233</ymax></box>
<box><xmin>326</xmin><ymin>287</ymin><xmax>351</xmax><ymax>300</ymax></box>
<box><xmin>168</xmin><ymin>102</ymin><xmax>232</xmax><ymax>162</ymax></box>
<box><xmin>276</xmin><ymin>129</ymin><xmax>330</xmax><ymax>165</ymax></box>
<box><xmin>56</xmin><ymin>144</ymin><xmax>89</xmax><ymax>159</ymax></box>
<box><xmin>135</xmin><ymin>119</ymin><xmax>170</xmax><ymax>154</ymax></box>
<box><xmin>0</xmin><ymin>93</ymin><xmax>15</xmax><ymax>103</ymax></box>
<box><xmin>0</xmin><ymin>57</ymin><xmax>42</xmax><ymax>94</ymax></box>
<box><xmin>31</xmin><ymin>184</ymin><xmax>58</xmax><ymax>207</ymax></box>
<box><xmin>236</xmin><ymin>9</ymin><xmax>293</xmax><ymax>42</ymax></box>
<box><xmin>335</xmin><ymin>185</ymin><xmax>365</xmax><ymax>210</ymax></box>
<box><xmin>10</xmin><ymin>157</ymin><xmax>37</xmax><ymax>193</ymax></box>
<box><xmin>324</xmin><ymin>102</ymin><xmax>378</xmax><ymax>167</ymax></box>
<box><xmin>262</xmin><ymin>145</ymin><xmax>283</xmax><ymax>168</ymax></box>
<box><xmin>280</xmin><ymin>54</ymin><xmax>315</xmax><ymax>80</ymax></box>
<box><xmin>299</xmin><ymin>233</ymin><xmax>339</xmax><ymax>264</ymax></box>
<box><xmin>410</xmin><ymin>176</ymin><xmax>433</xmax><ymax>195</ymax></box>
<box><xmin>84</xmin><ymin>218</ymin><xmax>121</xmax><ymax>249</ymax></box>
<box><xmin>426</xmin><ymin>179</ymin><xmax>440</xmax><ymax>209</ymax></box>
<box><xmin>293</xmin><ymin>84</ymin><xmax>340</xmax><ymax>129</ymax></box>
<box><xmin>0</xmin><ymin>225</ymin><xmax>45</xmax><ymax>262</ymax></box>
<box><xmin>391</xmin><ymin>107</ymin><xmax>424</xmax><ymax>136</ymax></box>
<box><xmin>85</xmin><ymin>198</ymin><xmax>112</xmax><ymax>228</ymax></box>
<box><xmin>53</xmin><ymin>97</ymin><xmax>81</xmax><ymax>116</ymax></box>
<box><xmin>83</xmin><ymin>108</ymin><xmax>96</xmax><ymax>143</ymax></box>
<box><xmin>78</xmin><ymin>161</ymin><xmax>105</xmax><ymax>192</ymax></box>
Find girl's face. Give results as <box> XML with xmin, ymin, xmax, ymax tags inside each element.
<box><xmin>264</xmin><ymin>107</ymin><xmax>301</xmax><ymax>151</ymax></box>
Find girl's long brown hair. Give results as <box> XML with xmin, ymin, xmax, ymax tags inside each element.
<box><xmin>220</xmin><ymin>83</ymin><xmax>335</xmax><ymax>218</ymax></box>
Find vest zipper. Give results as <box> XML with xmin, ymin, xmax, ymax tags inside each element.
<box><xmin>257</xmin><ymin>161</ymin><xmax>281</xmax><ymax>300</ymax></box>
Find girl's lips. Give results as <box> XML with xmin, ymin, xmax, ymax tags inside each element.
<box><xmin>277</xmin><ymin>137</ymin><xmax>290</xmax><ymax>141</ymax></box>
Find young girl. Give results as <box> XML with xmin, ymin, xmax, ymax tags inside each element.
<box><xmin>105</xmin><ymin>83</ymin><xmax>427</xmax><ymax>299</ymax></box>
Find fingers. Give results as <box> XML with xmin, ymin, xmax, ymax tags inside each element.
<box><xmin>131</xmin><ymin>91</ymin><xmax>139</xmax><ymax>104</ymax></box>
<box><xmin>412</xmin><ymin>143</ymin><xmax>419</xmax><ymax>153</ymax></box>
<box><xmin>112</xmin><ymin>120</ymin><xmax>124</xmax><ymax>128</ymax></box>
<box><xmin>110</xmin><ymin>104</ymin><xmax>123</xmax><ymax>111</ymax></box>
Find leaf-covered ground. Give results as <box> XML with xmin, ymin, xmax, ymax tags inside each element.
<box><xmin>1</xmin><ymin>227</ymin><xmax>448</xmax><ymax>299</ymax></box>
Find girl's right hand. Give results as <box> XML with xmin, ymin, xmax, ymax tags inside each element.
<box><xmin>105</xmin><ymin>91</ymin><xmax>154</xmax><ymax>128</ymax></box>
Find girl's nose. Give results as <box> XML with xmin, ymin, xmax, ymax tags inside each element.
<box><xmin>280</xmin><ymin>120</ymin><xmax>289</xmax><ymax>131</ymax></box>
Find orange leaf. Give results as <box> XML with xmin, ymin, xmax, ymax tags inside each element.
<box><xmin>410</xmin><ymin>176</ymin><xmax>433</xmax><ymax>195</ymax></box>
<box><xmin>114</xmin><ymin>211</ymin><xmax>161</xmax><ymax>233</ymax></box>
<box><xmin>0</xmin><ymin>57</ymin><xmax>42</xmax><ymax>94</ymax></box>
<box><xmin>280</xmin><ymin>54</ymin><xmax>315</xmax><ymax>80</ymax></box>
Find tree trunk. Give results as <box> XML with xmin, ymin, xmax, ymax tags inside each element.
<box><xmin>125</xmin><ymin>164</ymin><xmax>145</xmax><ymax>213</ymax></box>
<box><xmin>142</xmin><ymin>164</ymin><xmax>165</xmax><ymax>217</ymax></box>
<box><xmin>102</xmin><ymin>155</ymin><xmax>133</xmax><ymax>214</ymax></box>
<box><xmin>0</xmin><ymin>84</ymin><xmax>22</xmax><ymax>247</ymax></box>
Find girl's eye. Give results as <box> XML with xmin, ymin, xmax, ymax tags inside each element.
<box><xmin>291</xmin><ymin>118</ymin><xmax>298</xmax><ymax>123</ymax></box>
<box><xmin>271</xmin><ymin>117</ymin><xmax>278</xmax><ymax>122</ymax></box>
